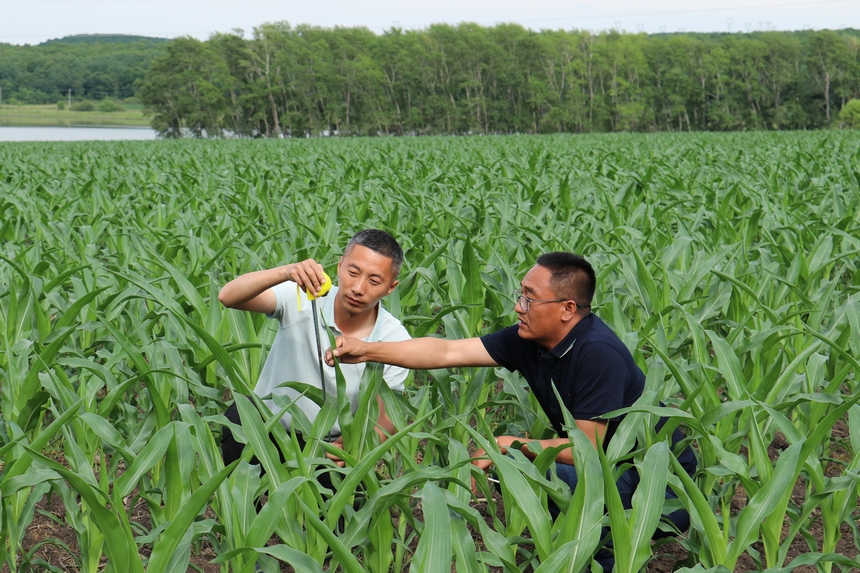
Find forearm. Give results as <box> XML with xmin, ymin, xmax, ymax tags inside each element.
<box><xmin>492</xmin><ymin>420</ymin><xmax>606</xmax><ymax>466</ymax></box>
<box><xmin>359</xmin><ymin>337</ymin><xmax>496</xmax><ymax>370</ymax></box>
<box><xmin>374</xmin><ymin>396</ymin><xmax>397</xmax><ymax>441</ymax></box>
<box><xmin>496</xmin><ymin>436</ymin><xmax>576</xmax><ymax>465</ymax></box>
<box><xmin>218</xmin><ymin>266</ymin><xmax>290</xmax><ymax>308</ymax></box>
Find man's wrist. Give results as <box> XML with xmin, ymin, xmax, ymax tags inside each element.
<box><xmin>363</xmin><ymin>341</ymin><xmax>378</xmax><ymax>362</ymax></box>
<box><xmin>282</xmin><ymin>264</ymin><xmax>294</xmax><ymax>282</ymax></box>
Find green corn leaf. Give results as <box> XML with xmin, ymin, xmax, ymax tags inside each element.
<box><xmin>146</xmin><ymin>460</ymin><xmax>239</xmax><ymax>572</ymax></box>
<box><xmin>554</xmin><ymin>429</ymin><xmax>605</xmax><ymax>568</ymax></box>
<box><xmin>726</xmin><ymin>442</ymin><xmax>803</xmax><ymax>565</ymax></box>
<box><xmin>114</xmin><ymin>422</ymin><xmax>176</xmax><ymax>498</ymax></box>
<box><xmin>410</xmin><ymin>481</ymin><xmax>453</xmax><ymax>573</ymax></box>
<box><xmin>628</xmin><ymin>442</ymin><xmax>670</xmax><ymax>572</ymax></box>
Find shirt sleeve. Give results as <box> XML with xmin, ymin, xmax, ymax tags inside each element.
<box><xmin>479</xmin><ymin>325</ymin><xmax>523</xmax><ymax>372</ymax></box>
<box><xmin>565</xmin><ymin>341</ymin><xmax>629</xmax><ymax>420</ymax></box>
<box><xmin>268</xmin><ymin>281</ymin><xmax>301</xmax><ymax>327</ymax></box>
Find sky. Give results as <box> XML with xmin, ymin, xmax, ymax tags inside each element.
<box><xmin>1</xmin><ymin>0</ymin><xmax>859</xmax><ymax>45</ymax></box>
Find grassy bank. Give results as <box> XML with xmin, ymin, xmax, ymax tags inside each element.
<box><xmin>0</xmin><ymin>104</ymin><xmax>150</xmax><ymax>127</ymax></box>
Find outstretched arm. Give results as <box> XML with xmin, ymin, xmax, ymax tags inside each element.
<box><xmin>326</xmin><ymin>336</ymin><xmax>499</xmax><ymax>370</ymax></box>
<box><xmin>218</xmin><ymin>259</ymin><xmax>328</xmax><ymax>314</ymax></box>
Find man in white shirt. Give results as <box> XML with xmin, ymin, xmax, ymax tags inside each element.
<box><xmin>218</xmin><ymin>229</ymin><xmax>410</xmax><ymax>470</ymax></box>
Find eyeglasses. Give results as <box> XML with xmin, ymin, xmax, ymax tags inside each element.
<box><xmin>514</xmin><ymin>289</ymin><xmax>580</xmax><ymax>312</ymax></box>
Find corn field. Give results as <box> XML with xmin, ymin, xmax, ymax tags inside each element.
<box><xmin>1</xmin><ymin>132</ymin><xmax>859</xmax><ymax>572</ymax></box>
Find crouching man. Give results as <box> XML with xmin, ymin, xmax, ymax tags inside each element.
<box><xmin>327</xmin><ymin>252</ymin><xmax>696</xmax><ymax>570</ymax></box>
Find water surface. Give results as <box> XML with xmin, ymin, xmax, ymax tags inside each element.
<box><xmin>0</xmin><ymin>126</ymin><xmax>158</xmax><ymax>142</ymax></box>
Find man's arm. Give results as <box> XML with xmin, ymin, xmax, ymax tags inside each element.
<box><xmin>374</xmin><ymin>395</ymin><xmax>397</xmax><ymax>440</ymax></box>
<box><xmin>472</xmin><ymin>419</ymin><xmax>608</xmax><ymax>472</ymax></box>
<box><xmin>218</xmin><ymin>259</ymin><xmax>328</xmax><ymax>314</ymax></box>
<box><xmin>327</xmin><ymin>336</ymin><xmax>499</xmax><ymax>370</ymax></box>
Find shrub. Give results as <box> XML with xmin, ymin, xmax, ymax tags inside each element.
<box><xmin>838</xmin><ymin>99</ymin><xmax>860</xmax><ymax>129</ymax></box>
<box><xmin>57</xmin><ymin>101</ymin><xmax>66</xmax><ymax>110</ymax></box>
<box><xmin>98</xmin><ymin>99</ymin><xmax>125</xmax><ymax>112</ymax></box>
<box><xmin>70</xmin><ymin>100</ymin><xmax>96</xmax><ymax>112</ymax></box>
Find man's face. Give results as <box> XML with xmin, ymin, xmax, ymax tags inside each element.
<box><xmin>515</xmin><ymin>264</ymin><xmax>568</xmax><ymax>347</ymax></box>
<box><xmin>335</xmin><ymin>244</ymin><xmax>398</xmax><ymax>317</ymax></box>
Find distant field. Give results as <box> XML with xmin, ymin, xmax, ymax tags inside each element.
<box><xmin>0</xmin><ymin>104</ymin><xmax>149</xmax><ymax>127</ymax></box>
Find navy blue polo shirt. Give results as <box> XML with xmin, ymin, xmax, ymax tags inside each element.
<box><xmin>481</xmin><ymin>313</ymin><xmax>641</xmax><ymax>443</ymax></box>
<box><xmin>481</xmin><ymin>313</ymin><xmax>696</xmax><ymax>475</ymax></box>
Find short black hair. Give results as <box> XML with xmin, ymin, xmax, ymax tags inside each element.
<box><xmin>345</xmin><ymin>229</ymin><xmax>404</xmax><ymax>277</ymax></box>
<box><xmin>535</xmin><ymin>252</ymin><xmax>595</xmax><ymax>312</ymax></box>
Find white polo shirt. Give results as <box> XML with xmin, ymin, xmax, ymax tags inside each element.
<box><xmin>253</xmin><ymin>282</ymin><xmax>410</xmax><ymax>436</ymax></box>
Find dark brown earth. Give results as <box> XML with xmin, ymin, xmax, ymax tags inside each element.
<box><xmin>11</xmin><ymin>425</ymin><xmax>859</xmax><ymax>572</ymax></box>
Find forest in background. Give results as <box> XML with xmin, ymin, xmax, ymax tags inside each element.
<box><xmin>0</xmin><ymin>35</ymin><xmax>167</xmax><ymax>104</ymax></box>
<box><xmin>2</xmin><ymin>26</ymin><xmax>860</xmax><ymax>136</ymax></box>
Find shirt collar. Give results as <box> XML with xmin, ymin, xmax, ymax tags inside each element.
<box><xmin>547</xmin><ymin>312</ymin><xmax>593</xmax><ymax>358</ymax></box>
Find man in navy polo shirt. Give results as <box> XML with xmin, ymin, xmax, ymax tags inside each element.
<box><xmin>327</xmin><ymin>252</ymin><xmax>696</xmax><ymax>569</ymax></box>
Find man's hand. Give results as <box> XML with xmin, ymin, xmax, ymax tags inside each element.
<box><xmin>470</xmin><ymin>436</ymin><xmax>516</xmax><ymax>496</ymax></box>
<box><xmin>471</xmin><ymin>436</ymin><xmax>533</xmax><ymax>495</ymax></box>
<box><xmin>288</xmin><ymin>259</ymin><xmax>328</xmax><ymax>297</ymax></box>
<box><xmin>326</xmin><ymin>436</ymin><xmax>346</xmax><ymax>468</ymax></box>
<box><xmin>471</xmin><ymin>448</ymin><xmax>495</xmax><ymax>496</ymax></box>
<box><xmin>325</xmin><ymin>335</ymin><xmax>369</xmax><ymax>365</ymax></box>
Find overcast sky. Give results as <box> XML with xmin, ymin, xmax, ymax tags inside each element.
<box><xmin>1</xmin><ymin>0</ymin><xmax>859</xmax><ymax>45</ymax></box>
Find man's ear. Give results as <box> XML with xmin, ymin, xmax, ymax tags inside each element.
<box><xmin>561</xmin><ymin>300</ymin><xmax>578</xmax><ymax>321</ymax></box>
<box><xmin>385</xmin><ymin>279</ymin><xmax>399</xmax><ymax>296</ymax></box>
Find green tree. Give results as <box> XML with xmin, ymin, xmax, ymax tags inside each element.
<box><xmin>138</xmin><ymin>37</ymin><xmax>232</xmax><ymax>137</ymax></box>
<box><xmin>806</xmin><ymin>30</ymin><xmax>851</xmax><ymax>124</ymax></box>
<box><xmin>838</xmin><ymin>98</ymin><xmax>860</xmax><ymax>127</ymax></box>
<box><xmin>126</xmin><ymin>25</ymin><xmax>860</xmax><ymax>136</ymax></box>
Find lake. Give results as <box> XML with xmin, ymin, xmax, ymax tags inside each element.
<box><xmin>0</xmin><ymin>126</ymin><xmax>159</xmax><ymax>141</ymax></box>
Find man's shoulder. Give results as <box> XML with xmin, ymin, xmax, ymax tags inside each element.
<box><xmin>481</xmin><ymin>324</ymin><xmax>536</xmax><ymax>371</ymax></box>
<box><xmin>575</xmin><ymin>314</ymin><xmax>637</xmax><ymax>363</ymax></box>
<box><xmin>578</xmin><ymin>314</ymin><xmax>626</xmax><ymax>346</ymax></box>
<box><xmin>481</xmin><ymin>324</ymin><xmax>525</xmax><ymax>348</ymax></box>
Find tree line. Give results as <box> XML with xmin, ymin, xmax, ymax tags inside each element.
<box><xmin>2</xmin><ymin>27</ymin><xmax>859</xmax><ymax>136</ymax></box>
<box><xmin>0</xmin><ymin>35</ymin><xmax>167</xmax><ymax>104</ymax></box>
<box><xmin>137</xmin><ymin>24</ymin><xmax>860</xmax><ymax>137</ymax></box>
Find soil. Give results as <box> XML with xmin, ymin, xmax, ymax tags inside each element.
<box><xmin>10</xmin><ymin>425</ymin><xmax>859</xmax><ymax>572</ymax></box>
